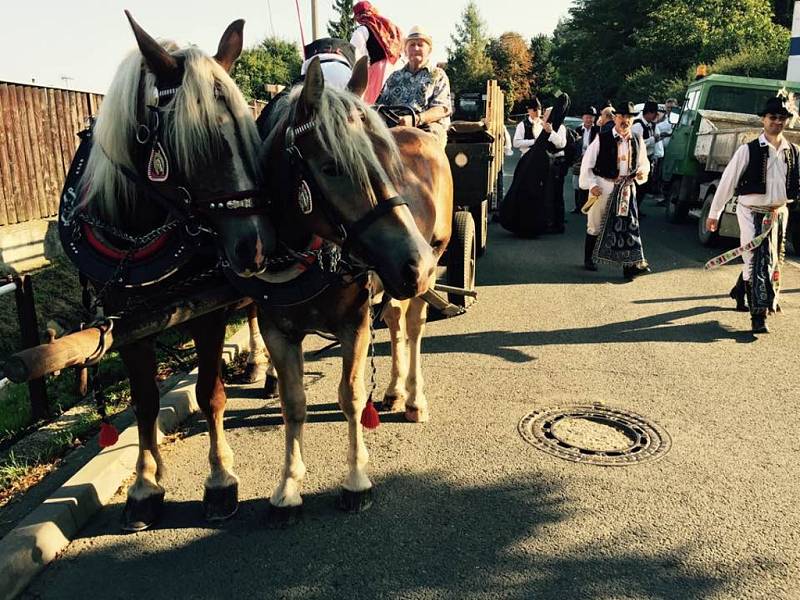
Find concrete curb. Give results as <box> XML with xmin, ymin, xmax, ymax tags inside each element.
<box><xmin>0</xmin><ymin>325</ymin><xmax>252</xmax><ymax>600</ymax></box>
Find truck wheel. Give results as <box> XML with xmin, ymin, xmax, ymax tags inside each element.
<box><xmin>471</xmin><ymin>199</ymin><xmax>489</xmax><ymax>257</ymax></box>
<box><xmin>698</xmin><ymin>190</ymin><xmax>720</xmax><ymax>246</ymax></box>
<box><xmin>665</xmin><ymin>177</ymin><xmax>690</xmax><ymax>223</ymax></box>
<box><xmin>447</xmin><ymin>211</ymin><xmax>476</xmax><ymax>308</ymax></box>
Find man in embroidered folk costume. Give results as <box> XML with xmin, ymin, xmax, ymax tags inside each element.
<box><xmin>376</xmin><ymin>26</ymin><xmax>451</xmax><ymax>147</ymax></box>
<box><xmin>631</xmin><ymin>100</ymin><xmax>661</xmax><ymax>214</ymax></box>
<box><xmin>571</xmin><ymin>106</ymin><xmax>600</xmax><ymax>214</ymax></box>
<box><xmin>705</xmin><ymin>96</ymin><xmax>799</xmax><ymax>334</ymax></box>
<box><xmin>579</xmin><ymin>102</ymin><xmax>651</xmax><ymax>279</ymax></box>
<box><xmin>500</xmin><ymin>96</ymin><xmax>569</xmax><ymax>236</ymax></box>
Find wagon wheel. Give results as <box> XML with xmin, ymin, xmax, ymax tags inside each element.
<box><xmin>471</xmin><ymin>199</ymin><xmax>489</xmax><ymax>258</ymax></box>
<box><xmin>448</xmin><ymin>211</ymin><xmax>476</xmax><ymax>308</ymax></box>
<box><xmin>697</xmin><ymin>189</ymin><xmax>720</xmax><ymax>247</ymax></box>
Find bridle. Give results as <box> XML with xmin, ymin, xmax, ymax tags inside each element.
<box><xmin>283</xmin><ymin>116</ymin><xmax>408</xmax><ymax>256</ymax></box>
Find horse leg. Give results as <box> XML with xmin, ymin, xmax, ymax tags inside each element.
<box><xmin>243</xmin><ymin>302</ymin><xmax>269</xmax><ymax>383</ymax></box>
<box><xmin>337</xmin><ymin>313</ymin><xmax>374</xmax><ymax>513</ymax></box>
<box><xmin>119</xmin><ymin>340</ymin><xmax>165</xmax><ymax>532</ymax></box>
<box><xmin>190</xmin><ymin>310</ymin><xmax>239</xmax><ymax>522</ymax></box>
<box><xmin>263</xmin><ymin>326</ymin><xmax>306</xmax><ymax>526</ymax></box>
<box><xmin>381</xmin><ymin>299</ymin><xmax>410</xmax><ymax>413</ymax></box>
<box><xmin>404</xmin><ymin>294</ymin><xmax>432</xmax><ymax>423</ymax></box>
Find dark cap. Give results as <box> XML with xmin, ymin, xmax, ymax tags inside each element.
<box><xmin>304</xmin><ymin>38</ymin><xmax>356</xmax><ymax>67</ymax></box>
<box><xmin>757</xmin><ymin>96</ymin><xmax>792</xmax><ymax>117</ymax></box>
<box><xmin>582</xmin><ymin>105</ymin><xmax>597</xmax><ymax>117</ymax></box>
<box><xmin>614</xmin><ymin>102</ymin><xmax>638</xmax><ymax>116</ymax></box>
<box><xmin>526</xmin><ymin>97</ymin><xmax>542</xmax><ymax>111</ymax></box>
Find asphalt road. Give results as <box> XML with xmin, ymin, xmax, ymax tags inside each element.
<box><xmin>24</xmin><ymin>174</ymin><xmax>800</xmax><ymax>599</ymax></box>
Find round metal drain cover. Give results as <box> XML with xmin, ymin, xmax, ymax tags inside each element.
<box><xmin>518</xmin><ymin>404</ymin><xmax>671</xmax><ymax>466</ymax></box>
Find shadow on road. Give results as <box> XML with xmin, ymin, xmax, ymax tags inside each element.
<box><xmin>52</xmin><ymin>470</ymin><xmax>746</xmax><ymax>600</ymax></box>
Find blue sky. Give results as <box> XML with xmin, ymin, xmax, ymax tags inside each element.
<box><xmin>1</xmin><ymin>0</ymin><xmax>574</xmax><ymax>93</ymax></box>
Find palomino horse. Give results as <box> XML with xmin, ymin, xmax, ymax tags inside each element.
<box><xmin>232</xmin><ymin>57</ymin><xmax>452</xmax><ymax>520</ymax></box>
<box><xmin>70</xmin><ymin>13</ymin><xmax>274</xmax><ymax>530</ymax></box>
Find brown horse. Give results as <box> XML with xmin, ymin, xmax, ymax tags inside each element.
<box><xmin>229</xmin><ymin>57</ymin><xmax>452</xmax><ymax>520</ymax></box>
<box><xmin>70</xmin><ymin>14</ymin><xmax>274</xmax><ymax>530</ymax></box>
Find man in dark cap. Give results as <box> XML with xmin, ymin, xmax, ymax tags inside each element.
<box><xmin>704</xmin><ymin>96</ymin><xmax>799</xmax><ymax>334</ymax></box>
<box><xmin>632</xmin><ymin>100</ymin><xmax>661</xmax><ymax>214</ymax></box>
<box><xmin>300</xmin><ymin>38</ymin><xmax>357</xmax><ymax>91</ymax></box>
<box><xmin>579</xmin><ymin>102</ymin><xmax>651</xmax><ymax>279</ymax></box>
<box><xmin>571</xmin><ymin>106</ymin><xmax>600</xmax><ymax>213</ymax></box>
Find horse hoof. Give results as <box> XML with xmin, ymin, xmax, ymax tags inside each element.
<box><xmin>405</xmin><ymin>407</ymin><xmax>429</xmax><ymax>423</ymax></box>
<box><xmin>203</xmin><ymin>482</ymin><xmax>239</xmax><ymax>522</ymax></box>
<box><xmin>338</xmin><ymin>487</ymin><xmax>373</xmax><ymax>513</ymax></box>
<box><xmin>266</xmin><ymin>502</ymin><xmax>303</xmax><ymax>528</ymax></box>
<box><xmin>264</xmin><ymin>374</ymin><xmax>279</xmax><ymax>399</ymax></box>
<box><xmin>381</xmin><ymin>393</ymin><xmax>406</xmax><ymax>412</ymax></box>
<box><xmin>121</xmin><ymin>491</ymin><xmax>165</xmax><ymax>532</ymax></box>
<box><xmin>243</xmin><ymin>361</ymin><xmax>267</xmax><ymax>384</ymax></box>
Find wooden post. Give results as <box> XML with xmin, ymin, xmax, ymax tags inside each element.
<box><xmin>311</xmin><ymin>0</ymin><xmax>319</xmax><ymax>41</ymax></box>
<box><xmin>14</xmin><ymin>275</ymin><xmax>48</xmax><ymax>420</ymax></box>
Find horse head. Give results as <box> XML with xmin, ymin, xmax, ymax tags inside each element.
<box><xmin>260</xmin><ymin>57</ymin><xmax>436</xmax><ymax>299</ymax></box>
<box><xmin>80</xmin><ymin>13</ymin><xmax>275</xmax><ymax>277</ymax></box>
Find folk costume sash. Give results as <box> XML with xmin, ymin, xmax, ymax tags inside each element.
<box><xmin>704</xmin><ymin>206</ymin><xmax>787</xmax><ymax>314</ymax></box>
<box><xmin>594</xmin><ymin>175</ymin><xmax>646</xmax><ymax>266</ymax></box>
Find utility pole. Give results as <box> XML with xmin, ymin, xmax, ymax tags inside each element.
<box><xmin>310</xmin><ymin>0</ymin><xmax>318</xmax><ymax>41</ymax></box>
<box><xmin>788</xmin><ymin>1</ymin><xmax>800</xmax><ymax>81</ymax></box>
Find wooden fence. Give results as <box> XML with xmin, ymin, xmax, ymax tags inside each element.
<box><xmin>0</xmin><ymin>81</ymin><xmax>269</xmax><ymax>228</ymax></box>
<box><xmin>0</xmin><ymin>82</ymin><xmax>103</xmax><ymax>226</ymax></box>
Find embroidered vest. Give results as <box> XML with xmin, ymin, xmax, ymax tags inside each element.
<box><xmin>592</xmin><ymin>130</ymin><xmax>640</xmax><ymax>179</ymax></box>
<box><xmin>634</xmin><ymin>118</ymin><xmax>653</xmax><ymax>140</ymax></box>
<box><xmin>736</xmin><ymin>139</ymin><xmax>800</xmax><ymax>200</ymax></box>
<box><xmin>523</xmin><ymin>118</ymin><xmax>535</xmax><ymax>140</ymax></box>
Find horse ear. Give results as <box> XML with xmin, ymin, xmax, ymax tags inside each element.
<box><xmin>347</xmin><ymin>56</ymin><xmax>369</xmax><ymax>98</ymax></box>
<box><xmin>214</xmin><ymin>19</ymin><xmax>245</xmax><ymax>72</ymax></box>
<box><xmin>125</xmin><ymin>10</ymin><xmax>179</xmax><ymax>80</ymax></box>
<box><xmin>300</xmin><ymin>57</ymin><xmax>325</xmax><ymax>114</ymax></box>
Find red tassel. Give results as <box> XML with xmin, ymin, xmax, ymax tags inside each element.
<box><xmin>360</xmin><ymin>399</ymin><xmax>380</xmax><ymax>429</ymax></box>
<box><xmin>99</xmin><ymin>422</ymin><xmax>119</xmax><ymax>447</ymax></box>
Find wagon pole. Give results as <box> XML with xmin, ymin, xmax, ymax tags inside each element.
<box><xmin>2</xmin><ymin>284</ymin><xmax>243</xmax><ymax>384</ymax></box>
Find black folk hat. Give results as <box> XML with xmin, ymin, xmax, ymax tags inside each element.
<box><xmin>582</xmin><ymin>105</ymin><xmax>597</xmax><ymax>117</ymax></box>
<box><xmin>614</xmin><ymin>102</ymin><xmax>638</xmax><ymax>116</ymax></box>
<box><xmin>303</xmin><ymin>38</ymin><xmax>356</xmax><ymax>68</ymax></box>
<box><xmin>757</xmin><ymin>96</ymin><xmax>792</xmax><ymax>117</ymax></box>
<box><xmin>642</xmin><ymin>100</ymin><xmax>659</xmax><ymax>114</ymax></box>
<box><xmin>526</xmin><ymin>97</ymin><xmax>542</xmax><ymax>111</ymax></box>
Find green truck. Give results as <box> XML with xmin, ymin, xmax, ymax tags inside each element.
<box><xmin>661</xmin><ymin>74</ymin><xmax>800</xmax><ymax>252</ymax></box>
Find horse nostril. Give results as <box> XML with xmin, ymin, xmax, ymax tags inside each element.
<box><xmin>402</xmin><ymin>260</ymin><xmax>420</xmax><ymax>284</ymax></box>
<box><xmin>235</xmin><ymin>239</ymin><xmax>260</xmax><ymax>271</ymax></box>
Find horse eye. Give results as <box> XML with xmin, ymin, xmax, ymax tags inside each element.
<box><xmin>321</xmin><ymin>163</ymin><xmax>344</xmax><ymax>177</ymax></box>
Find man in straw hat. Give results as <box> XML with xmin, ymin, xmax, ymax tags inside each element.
<box><xmin>377</xmin><ymin>25</ymin><xmax>452</xmax><ymax>147</ymax></box>
<box><xmin>579</xmin><ymin>102</ymin><xmax>652</xmax><ymax>279</ymax></box>
<box><xmin>704</xmin><ymin>96</ymin><xmax>800</xmax><ymax>334</ymax></box>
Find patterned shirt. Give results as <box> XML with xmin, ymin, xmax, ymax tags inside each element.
<box><xmin>377</xmin><ymin>62</ymin><xmax>452</xmax><ymax>128</ymax></box>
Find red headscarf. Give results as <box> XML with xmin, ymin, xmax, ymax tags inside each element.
<box><xmin>353</xmin><ymin>2</ymin><xmax>403</xmax><ymax>64</ymax></box>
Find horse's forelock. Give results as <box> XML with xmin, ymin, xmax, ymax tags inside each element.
<box><xmin>280</xmin><ymin>85</ymin><xmax>404</xmax><ymax>195</ymax></box>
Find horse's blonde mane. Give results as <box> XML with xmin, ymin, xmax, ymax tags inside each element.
<box><xmin>277</xmin><ymin>84</ymin><xmax>404</xmax><ymax>197</ymax></box>
<box><xmin>82</xmin><ymin>41</ymin><xmax>260</xmax><ymax>224</ymax></box>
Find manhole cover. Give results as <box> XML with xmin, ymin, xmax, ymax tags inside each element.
<box><xmin>518</xmin><ymin>404</ymin><xmax>671</xmax><ymax>466</ymax></box>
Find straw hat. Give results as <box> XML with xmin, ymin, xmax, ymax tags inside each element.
<box><xmin>405</xmin><ymin>25</ymin><xmax>433</xmax><ymax>48</ymax></box>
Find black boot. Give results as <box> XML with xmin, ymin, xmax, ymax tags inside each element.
<box><xmin>623</xmin><ymin>263</ymin><xmax>652</xmax><ymax>281</ymax></box>
<box><xmin>729</xmin><ymin>274</ymin><xmax>748</xmax><ymax>312</ymax></box>
<box><xmin>751</xmin><ymin>313</ymin><xmax>769</xmax><ymax>334</ymax></box>
<box><xmin>584</xmin><ymin>234</ymin><xmax>598</xmax><ymax>271</ymax></box>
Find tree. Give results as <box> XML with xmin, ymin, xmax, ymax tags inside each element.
<box><xmin>528</xmin><ymin>34</ymin><xmax>559</xmax><ymax>109</ymax></box>
<box><xmin>772</xmin><ymin>0</ymin><xmax>793</xmax><ymax>27</ymax></box>
<box><xmin>446</xmin><ymin>2</ymin><xmax>494</xmax><ymax>95</ymax></box>
<box><xmin>487</xmin><ymin>33</ymin><xmax>532</xmax><ymax>112</ymax></box>
<box><xmin>231</xmin><ymin>38</ymin><xmax>302</xmax><ymax>102</ymax></box>
<box><xmin>328</xmin><ymin>0</ymin><xmax>356</xmax><ymax>40</ymax></box>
